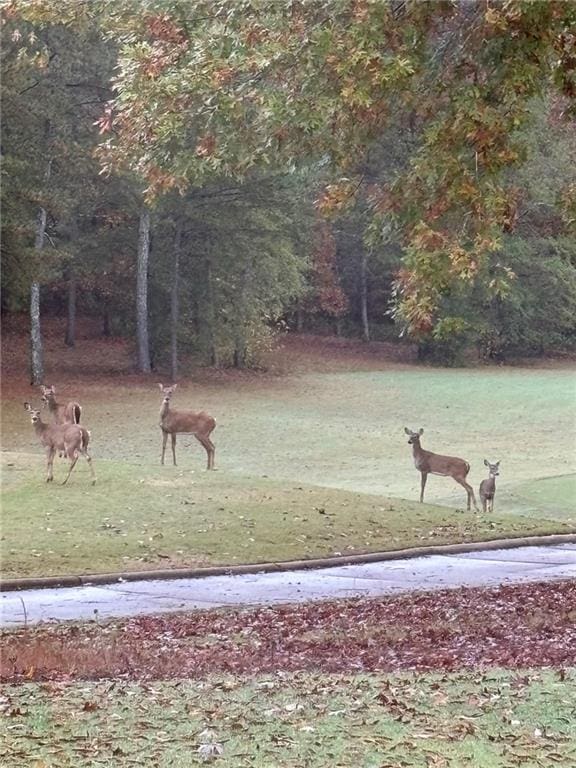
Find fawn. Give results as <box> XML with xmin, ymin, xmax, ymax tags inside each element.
<box><xmin>479</xmin><ymin>460</ymin><xmax>500</xmax><ymax>513</ymax></box>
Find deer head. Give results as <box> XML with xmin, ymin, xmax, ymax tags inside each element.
<box><xmin>158</xmin><ymin>383</ymin><xmax>177</xmax><ymax>403</ymax></box>
<box><xmin>484</xmin><ymin>459</ymin><xmax>500</xmax><ymax>476</ymax></box>
<box><xmin>24</xmin><ymin>402</ymin><xmax>41</xmax><ymax>422</ymax></box>
<box><xmin>40</xmin><ymin>385</ymin><xmax>56</xmax><ymax>408</ymax></box>
<box><xmin>404</xmin><ymin>427</ymin><xmax>424</xmax><ymax>444</ymax></box>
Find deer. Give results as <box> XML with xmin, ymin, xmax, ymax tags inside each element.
<box><xmin>40</xmin><ymin>385</ymin><xmax>82</xmax><ymax>425</ymax></box>
<box><xmin>158</xmin><ymin>384</ymin><xmax>216</xmax><ymax>470</ymax></box>
<box><xmin>404</xmin><ymin>427</ymin><xmax>478</xmax><ymax>511</ymax></box>
<box><xmin>479</xmin><ymin>459</ymin><xmax>500</xmax><ymax>513</ymax></box>
<box><xmin>24</xmin><ymin>403</ymin><xmax>96</xmax><ymax>485</ymax></box>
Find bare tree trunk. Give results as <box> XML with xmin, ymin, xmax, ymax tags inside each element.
<box><xmin>360</xmin><ymin>248</ymin><xmax>370</xmax><ymax>342</ymax></box>
<box><xmin>65</xmin><ymin>274</ymin><xmax>77</xmax><ymax>347</ymax></box>
<box><xmin>170</xmin><ymin>220</ymin><xmax>182</xmax><ymax>382</ymax></box>
<box><xmin>136</xmin><ymin>206</ymin><xmax>151</xmax><ymax>373</ymax></box>
<box><xmin>205</xmin><ymin>256</ymin><xmax>219</xmax><ymax>366</ymax></box>
<box><xmin>296</xmin><ymin>304</ymin><xmax>304</xmax><ymax>333</ymax></box>
<box><xmin>30</xmin><ymin>205</ymin><xmax>47</xmax><ymax>385</ymax></box>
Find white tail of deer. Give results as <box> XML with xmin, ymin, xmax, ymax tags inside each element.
<box><xmin>404</xmin><ymin>427</ymin><xmax>477</xmax><ymax>511</ymax></box>
<box><xmin>479</xmin><ymin>459</ymin><xmax>500</xmax><ymax>513</ymax></box>
<box><xmin>158</xmin><ymin>384</ymin><xmax>216</xmax><ymax>470</ymax></box>
<box><xmin>24</xmin><ymin>402</ymin><xmax>96</xmax><ymax>485</ymax></box>
<box><xmin>40</xmin><ymin>385</ymin><xmax>82</xmax><ymax>425</ymax></box>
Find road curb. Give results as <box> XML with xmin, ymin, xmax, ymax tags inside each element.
<box><xmin>2</xmin><ymin>533</ymin><xmax>576</xmax><ymax>593</ymax></box>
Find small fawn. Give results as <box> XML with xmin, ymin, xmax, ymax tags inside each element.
<box><xmin>158</xmin><ymin>384</ymin><xmax>216</xmax><ymax>469</ymax></box>
<box><xmin>479</xmin><ymin>460</ymin><xmax>500</xmax><ymax>513</ymax></box>
<box><xmin>24</xmin><ymin>403</ymin><xmax>96</xmax><ymax>485</ymax></box>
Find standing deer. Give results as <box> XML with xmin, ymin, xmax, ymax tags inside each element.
<box><xmin>479</xmin><ymin>460</ymin><xmax>500</xmax><ymax>513</ymax></box>
<box><xmin>40</xmin><ymin>385</ymin><xmax>82</xmax><ymax>425</ymax></box>
<box><xmin>404</xmin><ymin>427</ymin><xmax>477</xmax><ymax>511</ymax></box>
<box><xmin>24</xmin><ymin>403</ymin><xmax>96</xmax><ymax>485</ymax></box>
<box><xmin>158</xmin><ymin>384</ymin><xmax>216</xmax><ymax>470</ymax></box>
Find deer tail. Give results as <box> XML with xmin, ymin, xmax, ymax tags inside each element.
<box><xmin>74</xmin><ymin>404</ymin><xmax>82</xmax><ymax>424</ymax></box>
<box><xmin>81</xmin><ymin>428</ymin><xmax>90</xmax><ymax>451</ymax></box>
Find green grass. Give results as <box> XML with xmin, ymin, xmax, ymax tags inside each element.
<box><xmin>4</xmin><ymin>457</ymin><xmax>570</xmax><ymax>578</ymax></box>
<box><xmin>2</xmin><ymin>355</ymin><xmax>574</xmax><ymax>578</ymax></box>
<box><xmin>1</xmin><ymin>670</ymin><xmax>574</xmax><ymax>767</ymax></box>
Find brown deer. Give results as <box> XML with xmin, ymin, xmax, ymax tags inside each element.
<box><xmin>479</xmin><ymin>459</ymin><xmax>500</xmax><ymax>513</ymax></box>
<box><xmin>158</xmin><ymin>384</ymin><xmax>216</xmax><ymax>470</ymax></box>
<box><xmin>40</xmin><ymin>385</ymin><xmax>82</xmax><ymax>425</ymax></box>
<box><xmin>24</xmin><ymin>403</ymin><xmax>96</xmax><ymax>485</ymax></box>
<box><xmin>404</xmin><ymin>427</ymin><xmax>477</xmax><ymax>511</ymax></box>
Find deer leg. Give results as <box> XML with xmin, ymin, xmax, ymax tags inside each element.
<box><xmin>481</xmin><ymin>496</ymin><xmax>487</xmax><ymax>514</ymax></box>
<box><xmin>61</xmin><ymin>449</ymin><xmax>79</xmax><ymax>486</ymax></box>
<box><xmin>46</xmin><ymin>447</ymin><xmax>55</xmax><ymax>483</ymax></box>
<box><xmin>419</xmin><ymin>472</ymin><xmax>428</xmax><ymax>503</ymax></box>
<box><xmin>161</xmin><ymin>431</ymin><xmax>168</xmax><ymax>465</ymax></box>
<box><xmin>171</xmin><ymin>433</ymin><xmax>177</xmax><ymax>466</ymax></box>
<box><xmin>455</xmin><ymin>477</ymin><xmax>477</xmax><ymax>511</ymax></box>
<box><xmin>80</xmin><ymin>447</ymin><xmax>96</xmax><ymax>485</ymax></box>
<box><xmin>195</xmin><ymin>434</ymin><xmax>215</xmax><ymax>470</ymax></box>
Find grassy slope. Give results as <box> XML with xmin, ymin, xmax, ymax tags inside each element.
<box><xmin>3</xmin><ymin>459</ymin><xmax>568</xmax><ymax>578</ymax></box>
<box><xmin>1</xmin><ymin>670</ymin><xmax>574</xmax><ymax>767</ymax></box>
<box><xmin>1</xmin><ymin>331</ymin><xmax>574</xmax><ymax>578</ymax></box>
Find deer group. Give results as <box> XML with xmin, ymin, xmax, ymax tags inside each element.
<box><xmin>25</xmin><ymin>386</ymin><xmax>95</xmax><ymax>485</ymax></box>
<box><xmin>27</xmin><ymin>384</ymin><xmax>499</xmax><ymax>514</ymax></box>
<box><xmin>404</xmin><ymin>427</ymin><xmax>500</xmax><ymax>512</ymax></box>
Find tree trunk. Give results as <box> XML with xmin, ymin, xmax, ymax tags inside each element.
<box><xmin>170</xmin><ymin>220</ymin><xmax>182</xmax><ymax>382</ymax></box>
<box><xmin>65</xmin><ymin>274</ymin><xmax>77</xmax><ymax>347</ymax></box>
<box><xmin>296</xmin><ymin>304</ymin><xmax>304</xmax><ymax>333</ymax></box>
<box><xmin>136</xmin><ymin>206</ymin><xmax>151</xmax><ymax>373</ymax></box>
<box><xmin>30</xmin><ymin>205</ymin><xmax>47</xmax><ymax>385</ymax></box>
<box><xmin>102</xmin><ymin>305</ymin><xmax>111</xmax><ymax>337</ymax></box>
<box><xmin>205</xmin><ymin>256</ymin><xmax>219</xmax><ymax>366</ymax></box>
<box><xmin>360</xmin><ymin>248</ymin><xmax>370</xmax><ymax>342</ymax></box>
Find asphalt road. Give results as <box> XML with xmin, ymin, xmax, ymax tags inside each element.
<box><xmin>2</xmin><ymin>544</ymin><xmax>575</xmax><ymax>628</ymax></box>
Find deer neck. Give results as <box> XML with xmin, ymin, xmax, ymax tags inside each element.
<box><xmin>159</xmin><ymin>399</ymin><xmax>171</xmax><ymax>424</ymax></box>
<box><xmin>33</xmin><ymin>419</ymin><xmax>48</xmax><ymax>439</ymax></box>
<box><xmin>411</xmin><ymin>438</ymin><xmax>429</xmax><ymax>471</ymax></box>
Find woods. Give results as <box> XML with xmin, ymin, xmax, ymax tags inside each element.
<box><xmin>2</xmin><ymin>0</ymin><xmax>576</xmax><ymax>374</ymax></box>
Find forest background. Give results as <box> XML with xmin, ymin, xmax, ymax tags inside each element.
<box><xmin>2</xmin><ymin>0</ymin><xmax>576</xmax><ymax>380</ymax></box>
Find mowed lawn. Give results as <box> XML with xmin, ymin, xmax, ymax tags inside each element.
<box><xmin>1</xmin><ymin>334</ymin><xmax>575</xmax><ymax>578</ymax></box>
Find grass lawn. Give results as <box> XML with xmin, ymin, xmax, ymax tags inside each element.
<box><xmin>1</xmin><ymin>458</ymin><xmax>573</xmax><ymax>579</ymax></box>
<box><xmin>1</xmin><ymin>330</ymin><xmax>574</xmax><ymax>578</ymax></box>
<box><xmin>1</xmin><ymin>670</ymin><xmax>574</xmax><ymax>767</ymax></box>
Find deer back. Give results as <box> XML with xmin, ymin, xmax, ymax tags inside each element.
<box><xmin>418</xmin><ymin>448</ymin><xmax>470</xmax><ymax>478</ymax></box>
<box><xmin>161</xmin><ymin>406</ymin><xmax>215</xmax><ymax>435</ymax></box>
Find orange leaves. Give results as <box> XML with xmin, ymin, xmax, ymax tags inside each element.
<box><xmin>95</xmin><ymin>105</ymin><xmax>114</xmax><ymax>135</ymax></box>
<box><xmin>195</xmin><ymin>133</ymin><xmax>217</xmax><ymax>159</ymax></box>
<box><xmin>211</xmin><ymin>67</ymin><xmax>235</xmax><ymax>89</ymax></box>
<box><xmin>310</xmin><ymin>220</ymin><xmax>348</xmax><ymax>317</ymax></box>
<box><xmin>315</xmin><ymin>179</ymin><xmax>359</xmax><ymax>216</ymax></box>
<box><xmin>410</xmin><ymin>222</ymin><xmax>447</xmax><ymax>253</ymax></box>
<box><xmin>145</xmin><ymin>14</ymin><xmax>186</xmax><ymax>45</ymax></box>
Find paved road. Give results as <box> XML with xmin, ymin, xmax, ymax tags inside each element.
<box><xmin>2</xmin><ymin>544</ymin><xmax>575</xmax><ymax>628</ymax></box>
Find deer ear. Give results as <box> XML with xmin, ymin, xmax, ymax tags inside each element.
<box><xmin>418</xmin><ymin>428</ymin><xmax>424</xmax><ymax>435</ymax></box>
<box><xmin>158</xmin><ymin>383</ymin><xmax>164</xmax><ymax>391</ymax></box>
<box><xmin>172</xmin><ymin>383</ymin><xmax>178</xmax><ymax>390</ymax></box>
<box><xmin>404</xmin><ymin>427</ymin><xmax>411</xmax><ymax>435</ymax></box>
<box><xmin>24</xmin><ymin>402</ymin><xmax>31</xmax><ymax>411</ymax></box>
<box><xmin>484</xmin><ymin>459</ymin><xmax>489</xmax><ymax>466</ymax></box>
